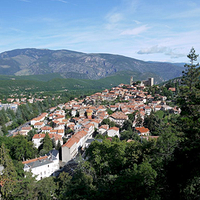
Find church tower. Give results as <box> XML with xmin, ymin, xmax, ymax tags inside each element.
<box><xmin>130</xmin><ymin>76</ymin><xmax>133</xmax><ymax>86</ymax></box>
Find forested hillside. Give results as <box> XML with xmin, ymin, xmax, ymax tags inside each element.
<box><xmin>0</xmin><ymin>71</ymin><xmax>162</xmax><ymax>95</ymax></box>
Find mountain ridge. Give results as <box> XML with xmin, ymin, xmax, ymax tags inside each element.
<box><xmin>0</xmin><ymin>48</ymin><xmax>184</xmax><ymax>82</ymax></box>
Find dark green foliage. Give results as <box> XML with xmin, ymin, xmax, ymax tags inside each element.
<box><xmin>56</xmin><ymin>140</ymin><xmax>61</xmax><ymax>150</ymax></box>
<box><xmin>106</xmin><ymin>108</ymin><xmax>113</xmax><ymax>115</ymax></box>
<box><xmin>144</xmin><ymin>112</ymin><xmax>164</xmax><ymax>135</ymax></box>
<box><xmin>56</xmin><ymin>172</ymin><xmax>72</xmax><ymax>199</ymax></box>
<box><xmin>135</xmin><ymin>113</ymin><xmax>143</xmax><ymax>127</ymax></box>
<box><xmin>27</xmin><ymin>129</ymin><xmax>37</xmax><ymax>141</ymax></box>
<box><xmin>0</xmin><ymin>109</ymin><xmax>9</xmax><ymax>126</ymax></box>
<box><xmin>101</xmin><ymin>118</ymin><xmax>118</xmax><ymax>127</ymax></box>
<box><xmin>39</xmin><ymin>133</ymin><xmax>53</xmax><ymax>155</ymax></box>
<box><xmin>120</xmin><ymin>130</ymin><xmax>133</xmax><ymax>141</ymax></box>
<box><xmin>12</xmin><ymin>172</ymin><xmax>38</xmax><ymax>200</ymax></box>
<box><xmin>11</xmin><ymin>174</ymin><xmax>57</xmax><ymax>200</ymax></box>
<box><xmin>7</xmin><ymin>135</ymin><xmax>37</xmax><ymax>161</ymax></box>
<box><xmin>127</xmin><ymin>112</ymin><xmax>136</xmax><ymax>122</ymax></box>
<box><xmin>161</xmin><ymin>48</ymin><xmax>200</xmax><ymax>199</ymax></box>
<box><xmin>0</xmin><ymin>143</ymin><xmax>18</xmax><ymax>199</ymax></box>
<box><xmin>35</xmin><ymin>177</ymin><xmax>57</xmax><ymax>200</ymax></box>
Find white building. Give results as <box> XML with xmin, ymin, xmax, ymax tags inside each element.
<box><xmin>109</xmin><ymin>111</ymin><xmax>128</xmax><ymax>126</ymax></box>
<box><xmin>98</xmin><ymin>125</ymin><xmax>109</xmax><ymax>135</ymax></box>
<box><xmin>62</xmin><ymin>130</ymin><xmax>89</xmax><ymax>163</ymax></box>
<box><xmin>107</xmin><ymin>127</ymin><xmax>120</xmax><ymax>138</ymax></box>
<box><xmin>22</xmin><ymin>150</ymin><xmax>59</xmax><ymax>181</ymax></box>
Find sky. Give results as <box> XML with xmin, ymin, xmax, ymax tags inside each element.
<box><xmin>0</xmin><ymin>0</ymin><xmax>200</xmax><ymax>63</ymax></box>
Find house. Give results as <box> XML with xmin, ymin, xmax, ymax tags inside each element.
<box><xmin>135</xmin><ymin>127</ymin><xmax>150</xmax><ymax>136</ymax></box>
<box><xmin>141</xmin><ymin>135</ymin><xmax>159</xmax><ymax>141</ymax></box>
<box><xmin>34</xmin><ymin>122</ymin><xmax>45</xmax><ymax>129</ymax></box>
<box><xmin>22</xmin><ymin>150</ymin><xmax>59</xmax><ymax>181</ymax></box>
<box><xmin>20</xmin><ymin>126</ymin><xmax>32</xmax><ymax>136</ymax></box>
<box><xmin>154</xmin><ymin>105</ymin><xmax>162</xmax><ymax>112</ymax></box>
<box><xmin>30</xmin><ymin>113</ymin><xmax>48</xmax><ymax>125</ymax></box>
<box><xmin>41</xmin><ymin>126</ymin><xmax>53</xmax><ymax>133</ymax></box>
<box><xmin>83</xmin><ymin>123</ymin><xmax>94</xmax><ymax>138</ymax></box>
<box><xmin>168</xmin><ymin>87</ymin><xmax>176</xmax><ymax>93</ymax></box>
<box><xmin>144</xmin><ymin>106</ymin><xmax>151</xmax><ymax>115</ymax></box>
<box><xmin>109</xmin><ymin>111</ymin><xmax>128</xmax><ymax>126</ymax></box>
<box><xmin>107</xmin><ymin>127</ymin><xmax>120</xmax><ymax>137</ymax></box>
<box><xmin>98</xmin><ymin>125</ymin><xmax>109</xmax><ymax>135</ymax></box>
<box><xmin>109</xmin><ymin>105</ymin><xmax>118</xmax><ymax>112</ymax></box>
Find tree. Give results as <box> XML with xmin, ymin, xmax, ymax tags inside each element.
<box><xmin>163</xmin><ymin>48</ymin><xmax>200</xmax><ymax>199</ymax></box>
<box><xmin>143</xmin><ymin>112</ymin><xmax>165</xmax><ymax>136</ymax></box>
<box><xmin>39</xmin><ymin>133</ymin><xmax>53</xmax><ymax>155</ymax></box>
<box><xmin>0</xmin><ymin>143</ymin><xmax>18</xmax><ymax>199</ymax></box>
<box><xmin>35</xmin><ymin>177</ymin><xmax>57</xmax><ymax>200</ymax></box>
<box><xmin>135</xmin><ymin>113</ymin><xmax>143</xmax><ymax>127</ymax></box>
<box><xmin>12</xmin><ymin>172</ymin><xmax>38</xmax><ymax>200</ymax></box>
<box><xmin>120</xmin><ymin>130</ymin><xmax>133</xmax><ymax>141</ymax></box>
<box><xmin>56</xmin><ymin>172</ymin><xmax>72</xmax><ymax>199</ymax></box>
<box><xmin>106</xmin><ymin>108</ymin><xmax>114</xmax><ymax>115</ymax></box>
<box><xmin>1</xmin><ymin>125</ymin><xmax>8</xmax><ymax>135</ymax></box>
<box><xmin>8</xmin><ymin>135</ymin><xmax>37</xmax><ymax>161</ymax></box>
<box><xmin>182</xmin><ymin>47</ymin><xmax>200</xmax><ymax>92</ymax></box>
<box><xmin>122</xmin><ymin>120</ymin><xmax>132</xmax><ymax>131</ymax></box>
<box><xmin>27</xmin><ymin>129</ymin><xmax>37</xmax><ymax>141</ymax></box>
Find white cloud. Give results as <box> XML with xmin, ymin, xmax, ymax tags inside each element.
<box><xmin>120</xmin><ymin>25</ymin><xmax>150</xmax><ymax>36</ymax></box>
<box><xmin>104</xmin><ymin>12</ymin><xmax>124</xmax><ymax>30</ymax></box>
<box><xmin>137</xmin><ymin>46</ymin><xmax>168</xmax><ymax>54</ymax></box>
<box><xmin>133</xmin><ymin>20</ymin><xmax>141</xmax><ymax>25</ymax></box>
<box><xmin>106</xmin><ymin>13</ymin><xmax>123</xmax><ymax>24</ymax></box>
<box><xmin>52</xmin><ymin>0</ymin><xmax>68</xmax><ymax>3</ymax></box>
<box><xmin>137</xmin><ymin>45</ymin><xmax>185</xmax><ymax>59</ymax></box>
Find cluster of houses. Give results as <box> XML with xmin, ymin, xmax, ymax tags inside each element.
<box><xmin>0</xmin><ymin>95</ymin><xmax>54</xmax><ymax>112</ymax></box>
<box><xmin>14</xmin><ymin>81</ymin><xmax>180</xmax><ymax>180</ymax></box>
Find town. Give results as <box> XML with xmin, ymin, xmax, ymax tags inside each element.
<box><xmin>0</xmin><ymin>77</ymin><xmax>180</xmax><ymax>181</ymax></box>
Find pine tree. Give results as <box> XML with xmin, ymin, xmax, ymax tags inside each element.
<box><xmin>178</xmin><ymin>47</ymin><xmax>200</xmax><ymax>136</ymax></box>
<box><xmin>165</xmin><ymin>48</ymin><xmax>200</xmax><ymax>199</ymax></box>
<box><xmin>42</xmin><ymin>133</ymin><xmax>53</xmax><ymax>153</ymax></box>
<box><xmin>182</xmin><ymin>47</ymin><xmax>200</xmax><ymax>92</ymax></box>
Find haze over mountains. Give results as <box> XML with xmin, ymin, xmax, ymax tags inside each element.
<box><xmin>0</xmin><ymin>48</ymin><xmax>184</xmax><ymax>82</ymax></box>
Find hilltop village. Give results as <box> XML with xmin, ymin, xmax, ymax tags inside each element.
<box><xmin>1</xmin><ymin>78</ymin><xmax>179</xmax><ymax>180</ymax></box>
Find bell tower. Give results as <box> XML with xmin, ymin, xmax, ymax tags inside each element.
<box><xmin>130</xmin><ymin>76</ymin><xmax>133</xmax><ymax>86</ymax></box>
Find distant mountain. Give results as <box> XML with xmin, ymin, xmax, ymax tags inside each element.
<box><xmin>0</xmin><ymin>48</ymin><xmax>184</xmax><ymax>82</ymax></box>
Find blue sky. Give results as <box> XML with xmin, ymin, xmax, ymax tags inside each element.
<box><xmin>1</xmin><ymin>0</ymin><xmax>200</xmax><ymax>63</ymax></box>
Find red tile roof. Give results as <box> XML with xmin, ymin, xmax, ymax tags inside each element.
<box><xmin>135</xmin><ymin>127</ymin><xmax>149</xmax><ymax>133</ymax></box>
<box><xmin>22</xmin><ymin>156</ymin><xmax>48</xmax><ymax>164</ymax></box>
<box><xmin>108</xmin><ymin>127</ymin><xmax>119</xmax><ymax>131</ymax></box>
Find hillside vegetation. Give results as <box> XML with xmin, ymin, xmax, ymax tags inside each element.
<box><xmin>0</xmin><ymin>71</ymin><xmax>162</xmax><ymax>95</ymax></box>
